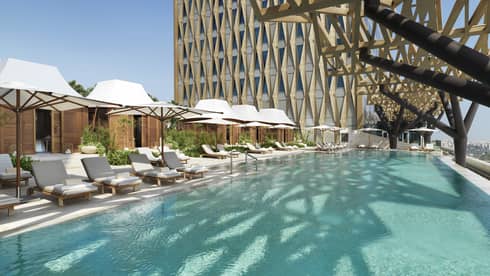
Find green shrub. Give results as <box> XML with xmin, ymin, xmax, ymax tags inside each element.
<box><xmin>80</xmin><ymin>126</ymin><xmax>113</xmax><ymax>155</ymax></box>
<box><xmin>106</xmin><ymin>149</ymin><xmax>135</xmax><ymax>165</ymax></box>
<box><xmin>166</xmin><ymin>129</ymin><xmax>216</xmax><ymax>157</ymax></box>
<box><xmin>261</xmin><ymin>136</ymin><xmax>277</xmax><ymax>148</ymax></box>
<box><xmin>225</xmin><ymin>145</ymin><xmax>248</xmax><ymax>153</ymax></box>
<box><xmin>9</xmin><ymin>154</ymin><xmax>33</xmax><ymax>172</ymax></box>
<box><xmin>238</xmin><ymin>134</ymin><xmax>252</xmax><ymax>144</ymax></box>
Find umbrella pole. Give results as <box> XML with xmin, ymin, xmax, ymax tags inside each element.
<box><xmin>15</xmin><ymin>90</ymin><xmax>21</xmax><ymax>198</ymax></box>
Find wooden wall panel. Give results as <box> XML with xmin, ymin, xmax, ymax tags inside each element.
<box><xmin>51</xmin><ymin>111</ymin><xmax>61</xmax><ymax>153</ymax></box>
<box><xmin>61</xmin><ymin>108</ymin><xmax>88</xmax><ymax>153</ymax></box>
<box><xmin>109</xmin><ymin>115</ymin><xmax>134</xmax><ymax>149</ymax></box>
<box><xmin>0</xmin><ymin>107</ymin><xmax>35</xmax><ymax>154</ymax></box>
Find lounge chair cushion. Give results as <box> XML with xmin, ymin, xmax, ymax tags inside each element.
<box><xmin>0</xmin><ymin>171</ymin><xmax>32</xmax><ymax>180</ymax></box>
<box><xmin>81</xmin><ymin>157</ymin><xmax>116</xmax><ymax>181</ymax></box>
<box><xmin>181</xmin><ymin>166</ymin><xmax>208</xmax><ymax>174</ymax></box>
<box><xmin>94</xmin><ymin>176</ymin><xmax>141</xmax><ymax>186</ymax></box>
<box><xmin>0</xmin><ymin>194</ymin><xmax>20</xmax><ymax>206</ymax></box>
<box><xmin>44</xmin><ymin>183</ymin><xmax>98</xmax><ymax>196</ymax></box>
<box><xmin>140</xmin><ymin>169</ymin><xmax>182</xmax><ymax>178</ymax></box>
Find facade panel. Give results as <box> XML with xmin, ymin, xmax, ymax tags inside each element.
<box><xmin>174</xmin><ymin>0</ymin><xmax>362</xmax><ymax>129</ymax></box>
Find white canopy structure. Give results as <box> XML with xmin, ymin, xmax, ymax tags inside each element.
<box><xmin>409</xmin><ymin>127</ymin><xmax>438</xmax><ymax>133</ymax></box>
<box><xmin>188</xmin><ymin>118</ymin><xmax>238</xmax><ymax>125</ymax></box>
<box><xmin>311</xmin><ymin>124</ymin><xmax>334</xmax><ymax>130</ymax></box>
<box><xmin>258</xmin><ymin>108</ymin><xmax>295</xmax><ymax>126</ymax></box>
<box><xmin>241</xmin><ymin>121</ymin><xmax>271</xmax><ymax>127</ymax></box>
<box><xmin>187</xmin><ymin>99</ymin><xmax>234</xmax><ymax>120</ymax></box>
<box><xmin>87</xmin><ymin>79</ymin><xmax>154</xmax><ymax>106</ymax></box>
<box><xmin>0</xmin><ymin>58</ymin><xmax>119</xmax><ymax>198</ymax></box>
<box><xmin>227</xmin><ymin>105</ymin><xmax>262</xmax><ymax>122</ymax></box>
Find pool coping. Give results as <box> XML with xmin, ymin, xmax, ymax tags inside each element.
<box><xmin>438</xmin><ymin>155</ymin><xmax>490</xmax><ymax>196</ymax></box>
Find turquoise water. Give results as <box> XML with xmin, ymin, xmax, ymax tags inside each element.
<box><xmin>1</xmin><ymin>151</ymin><xmax>489</xmax><ymax>275</ymax></box>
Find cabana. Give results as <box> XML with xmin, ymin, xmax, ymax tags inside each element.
<box><xmin>228</xmin><ymin>105</ymin><xmax>264</xmax><ymax>144</ymax></box>
<box><xmin>258</xmin><ymin>108</ymin><xmax>296</xmax><ymax>143</ymax></box>
<box><xmin>0</xmin><ymin>58</ymin><xmax>119</xmax><ymax>197</ymax></box>
<box><xmin>87</xmin><ymin>80</ymin><xmax>160</xmax><ymax>149</ymax></box>
<box><xmin>183</xmin><ymin>99</ymin><xmax>236</xmax><ymax>144</ymax></box>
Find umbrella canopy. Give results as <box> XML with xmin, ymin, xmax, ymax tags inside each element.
<box><xmin>188</xmin><ymin>118</ymin><xmax>238</xmax><ymax>125</ymax></box>
<box><xmin>0</xmin><ymin>58</ymin><xmax>120</xmax><ymax>198</ymax></box>
<box><xmin>409</xmin><ymin>127</ymin><xmax>438</xmax><ymax>133</ymax></box>
<box><xmin>359</xmin><ymin>127</ymin><xmax>383</xmax><ymax>132</ymax></box>
<box><xmin>270</xmin><ymin>124</ymin><xmax>295</xmax><ymax>129</ymax></box>
<box><xmin>87</xmin><ymin>79</ymin><xmax>154</xmax><ymax>106</ymax></box>
<box><xmin>108</xmin><ymin>101</ymin><xmax>220</xmax><ymax>155</ymax></box>
<box><xmin>311</xmin><ymin>124</ymin><xmax>334</xmax><ymax>130</ymax></box>
<box><xmin>242</xmin><ymin>121</ymin><xmax>271</xmax><ymax>127</ymax></box>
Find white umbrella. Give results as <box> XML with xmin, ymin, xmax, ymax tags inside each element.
<box><xmin>0</xmin><ymin>58</ymin><xmax>120</xmax><ymax>198</ymax></box>
<box><xmin>187</xmin><ymin>118</ymin><xmax>238</xmax><ymax>145</ymax></box>
<box><xmin>311</xmin><ymin>124</ymin><xmax>333</xmax><ymax>130</ymax></box>
<box><xmin>243</xmin><ymin>121</ymin><xmax>271</xmax><ymax>127</ymax></box>
<box><xmin>108</xmin><ymin>101</ymin><xmax>217</xmax><ymax>155</ymax></box>
<box><xmin>270</xmin><ymin>124</ymin><xmax>295</xmax><ymax>129</ymax></box>
<box><xmin>409</xmin><ymin>127</ymin><xmax>438</xmax><ymax>147</ymax></box>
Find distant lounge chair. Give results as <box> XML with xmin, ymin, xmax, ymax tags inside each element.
<box><xmin>0</xmin><ymin>194</ymin><xmax>20</xmax><ymax>216</ymax></box>
<box><xmin>163</xmin><ymin>151</ymin><xmax>208</xmax><ymax>179</ymax></box>
<box><xmin>409</xmin><ymin>145</ymin><xmax>420</xmax><ymax>151</ymax></box>
<box><xmin>357</xmin><ymin>144</ymin><xmax>367</xmax><ymax>149</ymax></box>
<box><xmin>0</xmin><ymin>154</ymin><xmax>31</xmax><ymax>188</ymax></box>
<box><xmin>217</xmin><ymin>144</ymin><xmax>239</xmax><ymax>157</ymax></box>
<box><xmin>246</xmin><ymin>143</ymin><xmax>270</xmax><ymax>154</ymax></box>
<box><xmin>424</xmin><ymin>143</ymin><xmax>435</xmax><ymax>152</ymax></box>
<box><xmin>137</xmin><ymin>147</ymin><xmax>162</xmax><ymax>166</ymax></box>
<box><xmin>129</xmin><ymin>154</ymin><xmax>181</xmax><ymax>186</ymax></box>
<box><xmin>274</xmin><ymin>142</ymin><xmax>292</xmax><ymax>151</ymax></box>
<box><xmin>201</xmin><ymin>144</ymin><xmax>228</xmax><ymax>159</ymax></box>
<box><xmin>368</xmin><ymin>141</ymin><xmax>383</xmax><ymax>150</ymax></box>
<box><xmin>31</xmin><ymin>160</ymin><xmax>98</xmax><ymax>207</ymax></box>
<box><xmin>163</xmin><ymin>146</ymin><xmax>190</xmax><ymax>164</ymax></box>
<box><xmin>81</xmin><ymin>157</ymin><xmax>141</xmax><ymax>195</ymax></box>
<box><xmin>281</xmin><ymin>142</ymin><xmax>298</xmax><ymax>149</ymax></box>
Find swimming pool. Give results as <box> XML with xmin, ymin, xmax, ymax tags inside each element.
<box><xmin>1</xmin><ymin>151</ymin><xmax>489</xmax><ymax>275</ymax></box>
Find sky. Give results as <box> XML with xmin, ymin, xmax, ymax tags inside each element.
<box><xmin>0</xmin><ymin>0</ymin><xmax>488</xmax><ymax>141</ymax></box>
<box><xmin>0</xmin><ymin>0</ymin><xmax>174</xmax><ymax>101</ymax></box>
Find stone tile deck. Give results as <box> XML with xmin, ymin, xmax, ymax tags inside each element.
<box><xmin>0</xmin><ymin>149</ymin><xmax>308</xmax><ymax>237</ymax></box>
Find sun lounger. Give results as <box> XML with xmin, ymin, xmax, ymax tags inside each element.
<box><xmin>163</xmin><ymin>151</ymin><xmax>208</xmax><ymax>179</ymax></box>
<box><xmin>217</xmin><ymin>144</ymin><xmax>239</xmax><ymax>157</ymax></box>
<box><xmin>137</xmin><ymin>147</ymin><xmax>162</xmax><ymax>166</ymax></box>
<box><xmin>31</xmin><ymin>160</ymin><xmax>98</xmax><ymax>207</ymax></box>
<box><xmin>129</xmin><ymin>154</ymin><xmax>182</xmax><ymax>186</ymax></box>
<box><xmin>246</xmin><ymin>143</ymin><xmax>270</xmax><ymax>154</ymax></box>
<box><xmin>423</xmin><ymin>143</ymin><xmax>435</xmax><ymax>152</ymax></box>
<box><xmin>0</xmin><ymin>194</ymin><xmax>20</xmax><ymax>216</ymax></box>
<box><xmin>357</xmin><ymin>144</ymin><xmax>367</xmax><ymax>149</ymax></box>
<box><xmin>274</xmin><ymin>142</ymin><xmax>292</xmax><ymax>151</ymax></box>
<box><xmin>409</xmin><ymin>145</ymin><xmax>420</xmax><ymax>151</ymax></box>
<box><xmin>81</xmin><ymin>157</ymin><xmax>141</xmax><ymax>195</ymax></box>
<box><xmin>0</xmin><ymin>154</ymin><xmax>32</xmax><ymax>188</ymax></box>
<box><xmin>281</xmin><ymin>142</ymin><xmax>297</xmax><ymax>150</ymax></box>
<box><xmin>201</xmin><ymin>144</ymin><xmax>228</xmax><ymax>159</ymax></box>
<box><xmin>163</xmin><ymin>146</ymin><xmax>190</xmax><ymax>163</ymax></box>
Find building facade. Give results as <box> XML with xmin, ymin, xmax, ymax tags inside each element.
<box><xmin>174</xmin><ymin>0</ymin><xmax>363</xmax><ymax>129</ymax></box>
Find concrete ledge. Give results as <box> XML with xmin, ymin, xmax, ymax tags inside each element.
<box><xmin>439</xmin><ymin>156</ymin><xmax>490</xmax><ymax>196</ymax></box>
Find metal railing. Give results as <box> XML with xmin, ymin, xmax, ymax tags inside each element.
<box><xmin>245</xmin><ymin>151</ymin><xmax>258</xmax><ymax>171</ymax></box>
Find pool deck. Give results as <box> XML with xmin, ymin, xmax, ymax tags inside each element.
<box><xmin>439</xmin><ymin>155</ymin><xmax>490</xmax><ymax>196</ymax></box>
<box><xmin>0</xmin><ymin>149</ymin><xmax>310</xmax><ymax>237</ymax></box>
<box><xmin>1</xmin><ymin>149</ymin><xmax>488</xmax><ymax>238</ymax></box>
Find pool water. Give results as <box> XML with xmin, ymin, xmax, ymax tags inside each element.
<box><xmin>1</xmin><ymin>151</ymin><xmax>489</xmax><ymax>275</ymax></box>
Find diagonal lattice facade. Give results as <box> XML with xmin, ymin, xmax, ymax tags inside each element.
<box><xmin>174</xmin><ymin>0</ymin><xmax>363</xmax><ymax>129</ymax></box>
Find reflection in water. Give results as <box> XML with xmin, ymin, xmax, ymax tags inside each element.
<box><xmin>0</xmin><ymin>151</ymin><xmax>489</xmax><ymax>275</ymax></box>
